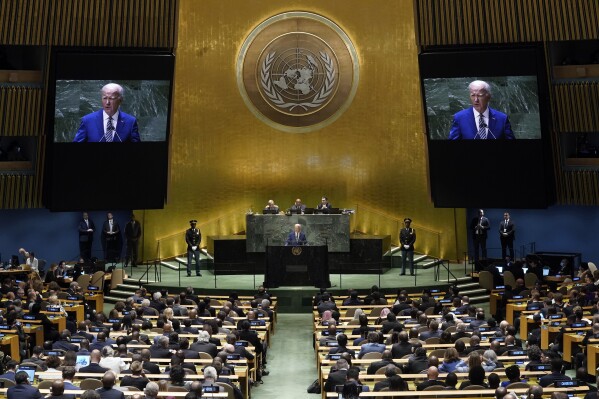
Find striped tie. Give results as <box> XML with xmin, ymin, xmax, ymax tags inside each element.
<box><xmin>105</xmin><ymin>116</ymin><xmax>115</xmax><ymax>142</ymax></box>
<box><xmin>478</xmin><ymin>113</ymin><xmax>487</xmax><ymax>139</ymax></box>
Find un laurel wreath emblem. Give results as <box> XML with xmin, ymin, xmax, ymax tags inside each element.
<box><xmin>237</xmin><ymin>12</ymin><xmax>359</xmax><ymax>133</ymax></box>
<box><xmin>291</xmin><ymin>246</ymin><xmax>303</xmax><ymax>256</ymax></box>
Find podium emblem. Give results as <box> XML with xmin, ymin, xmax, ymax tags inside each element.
<box><xmin>291</xmin><ymin>246</ymin><xmax>303</xmax><ymax>256</ymax></box>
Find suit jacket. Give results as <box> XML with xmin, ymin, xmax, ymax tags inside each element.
<box><xmin>52</xmin><ymin>340</ymin><xmax>79</xmax><ymax>352</ymax></box>
<box><xmin>358</xmin><ymin>343</ymin><xmax>386</xmax><ymax>359</ymax></box>
<box><xmin>399</xmin><ymin>227</ymin><xmax>416</xmax><ymax>250</ymax></box>
<box><xmin>471</xmin><ymin>216</ymin><xmax>490</xmax><ymax>239</ymax></box>
<box><xmin>449</xmin><ymin>106</ymin><xmax>515</xmax><ymax>140</ymax></box>
<box><xmin>189</xmin><ymin>341</ymin><xmax>218</xmax><ymax>358</ymax></box>
<box><xmin>7</xmin><ymin>384</ymin><xmax>43</xmax><ymax>399</ymax></box>
<box><xmin>285</xmin><ymin>231</ymin><xmax>307</xmax><ymax>246</ymax></box>
<box><xmin>391</xmin><ymin>342</ymin><xmax>413</xmax><ymax>358</ymax></box>
<box><xmin>96</xmin><ymin>387</ymin><xmax>126</xmax><ymax>399</ymax></box>
<box><xmin>185</xmin><ymin>227</ymin><xmax>202</xmax><ymax>250</ymax></box>
<box><xmin>324</xmin><ymin>369</ymin><xmax>348</xmax><ymax>392</ymax></box>
<box><xmin>539</xmin><ymin>372</ymin><xmax>571</xmax><ymax>387</ymax></box>
<box><xmin>79</xmin><ymin>362</ymin><xmax>110</xmax><ymax>374</ymax></box>
<box><xmin>499</xmin><ymin>219</ymin><xmax>515</xmax><ymax>240</ymax></box>
<box><xmin>73</xmin><ymin>110</ymin><xmax>140</xmax><ymax>142</ymax></box>
<box><xmin>125</xmin><ymin>220</ymin><xmax>142</xmax><ymax>242</ymax></box>
<box><xmin>79</xmin><ymin>219</ymin><xmax>95</xmax><ymax>243</ymax></box>
<box><xmin>417</xmin><ymin>379</ymin><xmax>446</xmax><ymax>391</ymax></box>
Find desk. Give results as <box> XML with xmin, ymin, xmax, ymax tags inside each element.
<box><xmin>85</xmin><ymin>293</ymin><xmax>104</xmax><ymax>313</ymax></box>
<box><xmin>506</xmin><ymin>302</ymin><xmax>526</xmax><ymax>325</ymax></box>
<box><xmin>246</xmin><ymin>213</ymin><xmax>350</xmax><ymax>252</ymax></box>
<box><xmin>24</xmin><ymin>324</ymin><xmax>44</xmax><ymax>347</ymax></box>
<box><xmin>265</xmin><ymin>245</ymin><xmax>329</xmax><ymax>288</ymax></box>
<box><xmin>563</xmin><ymin>332</ymin><xmax>585</xmax><ymax>363</ymax></box>
<box><xmin>0</xmin><ymin>334</ymin><xmax>20</xmax><ymax>361</ymax></box>
<box><xmin>587</xmin><ymin>344</ymin><xmax>599</xmax><ymax>376</ymax></box>
<box><xmin>541</xmin><ymin>325</ymin><xmax>562</xmax><ymax>350</ymax></box>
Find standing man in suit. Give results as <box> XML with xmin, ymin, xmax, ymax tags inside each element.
<box><xmin>78</xmin><ymin>212</ymin><xmax>95</xmax><ymax>261</ymax></box>
<box><xmin>7</xmin><ymin>371</ymin><xmax>42</xmax><ymax>399</ymax></box>
<box><xmin>124</xmin><ymin>214</ymin><xmax>142</xmax><ymax>268</ymax></box>
<box><xmin>470</xmin><ymin>209</ymin><xmax>490</xmax><ymax>264</ymax></box>
<box><xmin>290</xmin><ymin>198</ymin><xmax>306</xmax><ymax>214</ymax></box>
<box><xmin>449</xmin><ymin>80</ymin><xmax>515</xmax><ymax>140</ymax></box>
<box><xmin>400</xmin><ymin>218</ymin><xmax>416</xmax><ymax>276</ymax></box>
<box><xmin>73</xmin><ymin>83</ymin><xmax>141</xmax><ymax>142</ymax></box>
<box><xmin>285</xmin><ymin>223</ymin><xmax>307</xmax><ymax>246</ymax></box>
<box><xmin>185</xmin><ymin>219</ymin><xmax>202</xmax><ymax>277</ymax></box>
<box><xmin>499</xmin><ymin>212</ymin><xmax>515</xmax><ymax>260</ymax></box>
<box><xmin>101</xmin><ymin>212</ymin><xmax>122</xmax><ymax>262</ymax></box>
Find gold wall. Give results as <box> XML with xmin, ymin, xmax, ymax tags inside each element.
<box><xmin>141</xmin><ymin>0</ymin><xmax>468</xmax><ymax>260</ymax></box>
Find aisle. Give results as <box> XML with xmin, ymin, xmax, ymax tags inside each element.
<box><xmin>252</xmin><ymin>313</ymin><xmax>317</xmax><ymax>399</ymax></box>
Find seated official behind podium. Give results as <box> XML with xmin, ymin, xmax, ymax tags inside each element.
<box><xmin>290</xmin><ymin>198</ymin><xmax>306</xmax><ymax>214</ymax></box>
<box><xmin>264</xmin><ymin>200</ymin><xmax>279</xmax><ymax>213</ymax></box>
<box><xmin>286</xmin><ymin>223</ymin><xmax>307</xmax><ymax>246</ymax></box>
<box><xmin>316</xmin><ymin>196</ymin><xmax>332</xmax><ymax>213</ymax></box>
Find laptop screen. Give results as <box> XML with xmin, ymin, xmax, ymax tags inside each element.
<box><xmin>17</xmin><ymin>365</ymin><xmax>36</xmax><ymax>382</ymax></box>
<box><xmin>542</xmin><ymin>268</ymin><xmax>550</xmax><ymax>276</ymax></box>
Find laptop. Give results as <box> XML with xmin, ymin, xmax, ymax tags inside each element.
<box><xmin>17</xmin><ymin>365</ymin><xmax>36</xmax><ymax>382</ymax></box>
<box><xmin>262</xmin><ymin>209</ymin><xmax>278</xmax><ymax>214</ymax></box>
<box><xmin>328</xmin><ymin>208</ymin><xmax>341</xmax><ymax>214</ymax></box>
<box><xmin>495</xmin><ymin>266</ymin><xmax>503</xmax><ymax>274</ymax></box>
<box><xmin>303</xmin><ymin>207</ymin><xmax>315</xmax><ymax>214</ymax></box>
<box><xmin>542</xmin><ymin>268</ymin><xmax>550</xmax><ymax>277</ymax></box>
<box><xmin>76</xmin><ymin>355</ymin><xmax>90</xmax><ymax>371</ymax></box>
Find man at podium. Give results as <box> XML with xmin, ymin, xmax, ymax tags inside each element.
<box><xmin>285</xmin><ymin>223</ymin><xmax>307</xmax><ymax>246</ymax></box>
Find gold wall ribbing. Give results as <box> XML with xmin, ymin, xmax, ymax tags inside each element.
<box><xmin>416</xmin><ymin>0</ymin><xmax>599</xmax><ymax>45</ymax></box>
<box><xmin>0</xmin><ymin>0</ymin><xmax>177</xmax><ymax>209</ymax></box>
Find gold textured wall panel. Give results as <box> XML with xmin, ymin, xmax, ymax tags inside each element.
<box><xmin>142</xmin><ymin>0</ymin><xmax>468</xmax><ymax>261</ymax></box>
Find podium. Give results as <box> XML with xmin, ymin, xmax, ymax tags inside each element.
<box><xmin>264</xmin><ymin>245</ymin><xmax>330</xmax><ymax>288</ymax></box>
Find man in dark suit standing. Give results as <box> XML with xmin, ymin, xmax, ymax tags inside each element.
<box><xmin>285</xmin><ymin>223</ymin><xmax>307</xmax><ymax>246</ymax></box>
<box><xmin>78</xmin><ymin>212</ymin><xmax>95</xmax><ymax>261</ymax></box>
<box><xmin>101</xmin><ymin>212</ymin><xmax>122</xmax><ymax>262</ymax></box>
<box><xmin>124</xmin><ymin>214</ymin><xmax>142</xmax><ymax>268</ymax></box>
<box><xmin>185</xmin><ymin>219</ymin><xmax>202</xmax><ymax>277</ymax></box>
<box><xmin>7</xmin><ymin>371</ymin><xmax>42</xmax><ymax>399</ymax></box>
<box><xmin>499</xmin><ymin>212</ymin><xmax>515</xmax><ymax>260</ymax></box>
<box><xmin>448</xmin><ymin>80</ymin><xmax>515</xmax><ymax>140</ymax></box>
<box><xmin>400</xmin><ymin>218</ymin><xmax>416</xmax><ymax>276</ymax></box>
<box><xmin>73</xmin><ymin>83</ymin><xmax>140</xmax><ymax>143</ymax></box>
<box><xmin>470</xmin><ymin>209</ymin><xmax>490</xmax><ymax>264</ymax></box>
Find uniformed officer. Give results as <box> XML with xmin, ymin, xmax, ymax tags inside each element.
<box><xmin>185</xmin><ymin>219</ymin><xmax>202</xmax><ymax>277</ymax></box>
<box><xmin>400</xmin><ymin>217</ymin><xmax>416</xmax><ymax>276</ymax></box>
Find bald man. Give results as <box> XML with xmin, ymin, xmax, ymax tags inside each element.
<box><xmin>417</xmin><ymin>366</ymin><xmax>446</xmax><ymax>390</ymax></box>
<box><xmin>97</xmin><ymin>371</ymin><xmax>125</xmax><ymax>399</ymax></box>
<box><xmin>73</xmin><ymin>83</ymin><xmax>140</xmax><ymax>142</ymax></box>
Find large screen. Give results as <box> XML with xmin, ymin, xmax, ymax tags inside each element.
<box><xmin>419</xmin><ymin>45</ymin><xmax>555</xmax><ymax>208</ymax></box>
<box><xmin>43</xmin><ymin>49</ymin><xmax>174</xmax><ymax>211</ymax></box>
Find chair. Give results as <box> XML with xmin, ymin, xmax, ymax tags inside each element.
<box><xmin>425</xmin><ymin>337</ymin><xmax>440</xmax><ymax>344</ymax></box>
<box><xmin>444</xmin><ymin>325</ymin><xmax>456</xmax><ymax>333</ymax></box>
<box><xmin>506</xmin><ymin>382</ymin><xmax>531</xmax><ymax>389</ymax></box>
<box><xmin>478</xmin><ymin>270</ymin><xmax>494</xmax><ymax>292</ymax></box>
<box><xmin>344</xmin><ymin>308</ymin><xmax>357</xmax><ymax>318</ymax></box>
<box><xmin>503</xmin><ymin>271</ymin><xmax>516</xmax><ymax>289</ymax></box>
<box><xmin>110</xmin><ymin>268</ymin><xmax>125</xmax><ymax>290</ymax></box>
<box><xmin>0</xmin><ymin>378</ymin><xmax>15</xmax><ymax>387</ymax></box>
<box><xmin>150</xmin><ymin>327</ymin><xmax>164</xmax><ymax>333</ymax></box>
<box><xmin>524</xmin><ymin>273</ymin><xmax>539</xmax><ymax>289</ymax></box>
<box><xmin>57</xmin><ymin>291</ymin><xmax>69</xmax><ymax>299</ymax></box>
<box><xmin>424</xmin><ymin>306</ymin><xmax>435</xmax><ymax>315</ymax></box>
<box><xmin>215</xmin><ymin>382</ymin><xmax>235</xmax><ymax>399</ymax></box>
<box><xmin>144</xmin><ymin>307</ymin><xmax>160</xmax><ymax>316</ymax></box>
<box><xmin>120</xmin><ymin>387</ymin><xmax>141</xmax><ymax>392</ymax></box>
<box><xmin>418</xmin><ymin>326</ymin><xmax>428</xmax><ymax>333</ymax></box>
<box><xmin>375</xmin><ymin>365</ymin><xmax>401</xmax><ymax>374</ymax></box>
<box><xmin>361</xmin><ymin>352</ymin><xmax>382</xmax><ymax>359</ymax></box>
<box><xmin>463</xmin><ymin>385</ymin><xmax>486</xmax><ymax>390</ymax></box>
<box><xmin>90</xmin><ymin>271</ymin><xmax>105</xmax><ymax>290</ymax></box>
<box><xmin>79</xmin><ymin>378</ymin><xmax>103</xmax><ymax>390</ymax></box>
<box><xmin>368</xmin><ymin>307</ymin><xmax>382</xmax><ymax>317</ymax></box>
<box><xmin>429</xmin><ymin>349</ymin><xmax>446</xmax><ymax>358</ymax></box>
<box><xmin>210</xmin><ymin>299</ymin><xmax>222</xmax><ymax>306</ymax></box>
<box><xmin>423</xmin><ymin>385</ymin><xmax>446</xmax><ymax>391</ymax></box>
<box><xmin>37</xmin><ymin>380</ymin><xmax>54</xmax><ymax>389</ymax></box>
<box><xmin>346</xmin><ymin>319</ymin><xmax>360</xmax><ymax>325</ymax></box>
<box><xmin>457</xmin><ymin>337</ymin><xmax>471</xmax><ymax>344</ymax></box>
<box><xmin>198</xmin><ymin>352</ymin><xmax>213</xmax><ymax>359</ymax></box>
<box><xmin>167</xmin><ymin>386</ymin><xmax>189</xmax><ymax>392</ymax></box>
<box><xmin>401</xmin><ymin>354</ymin><xmax>412</xmax><ymax>359</ymax></box>
<box><xmin>76</xmin><ymin>274</ymin><xmax>91</xmax><ymax>288</ymax></box>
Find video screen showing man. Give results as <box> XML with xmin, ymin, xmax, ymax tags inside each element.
<box><xmin>449</xmin><ymin>80</ymin><xmax>514</xmax><ymax>140</ymax></box>
<box><xmin>53</xmin><ymin>79</ymin><xmax>170</xmax><ymax>142</ymax></box>
<box><xmin>73</xmin><ymin>83</ymin><xmax>140</xmax><ymax>142</ymax></box>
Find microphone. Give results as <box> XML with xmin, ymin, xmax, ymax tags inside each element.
<box><xmin>114</xmin><ymin>130</ymin><xmax>123</xmax><ymax>142</ymax></box>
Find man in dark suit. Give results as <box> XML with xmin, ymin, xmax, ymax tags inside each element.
<box><xmin>290</xmin><ymin>198</ymin><xmax>306</xmax><ymax>214</ymax></box>
<box><xmin>324</xmin><ymin>358</ymin><xmax>349</xmax><ymax>392</ymax></box>
<box><xmin>539</xmin><ymin>358</ymin><xmax>571</xmax><ymax>387</ymax></box>
<box><xmin>7</xmin><ymin>371</ymin><xmax>42</xmax><ymax>399</ymax></box>
<box><xmin>73</xmin><ymin>83</ymin><xmax>140</xmax><ymax>143</ymax></box>
<box><xmin>373</xmin><ymin>365</ymin><xmax>399</xmax><ymax>391</ymax></box>
<box><xmin>21</xmin><ymin>346</ymin><xmax>48</xmax><ymax>371</ymax></box>
<box><xmin>448</xmin><ymin>80</ymin><xmax>515</xmax><ymax>140</ymax></box>
<box><xmin>124</xmin><ymin>214</ymin><xmax>142</xmax><ymax>268</ymax></box>
<box><xmin>470</xmin><ymin>209</ymin><xmax>490</xmax><ymax>264</ymax></box>
<box><xmin>381</xmin><ymin>312</ymin><xmax>403</xmax><ymax>334</ymax></box>
<box><xmin>419</xmin><ymin>320</ymin><xmax>442</xmax><ymax>341</ymax></box>
<box><xmin>400</xmin><ymin>217</ymin><xmax>416</xmax><ymax>276</ymax></box>
<box><xmin>52</xmin><ymin>330</ymin><xmax>79</xmax><ymax>352</ymax></box>
<box><xmin>46</xmin><ymin>380</ymin><xmax>74</xmax><ymax>399</ymax></box>
<box><xmin>190</xmin><ymin>331</ymin><xmax>218</xmax><ymax>357</ymax></box>
<box><xmin>316</xmin><ymin>196</ymin><xmax>333</xmax><ymax>213</ymax></box>
<box><xmin>101</xmin><ymin>212</ymin><xmax>122</xmax><ymax>262</ymax></box>
<box><xmin>391</xmin><ymin>331</ymin><xmax>414</xmax><ymax>358</ymax></box>
<box><xmin>78</xmin><ymin>212</ymin><xmax>95</xmax><ymax>261</ymax></box>
<box><xmin>149</xmin><ymin>336</ymin><xmax>172</xmax><ymax>358</ymax></box>
<box><xmin>96</xmin><ymin>371</ymin><xmax>125</xmax><ymax>399</ymax></box>
<box><xmin>78</xmin><ymin>350</ymin><xmax>110</xmax><ymax>374</ymax></box>
<box><xmin>73</xmin><ymin>322</ymin><xmax>95</xmax><ymax>342</ymax></box>
<box><xmin>328</xmin><ymin>334</ymin><xmax>356</xmax><ymax>359</ymax></box>
<box><xmin>366</xmin><ymin>350</ymin><xmax>400</xmax><ymax>374</ymax></box>
<box><xmin>140</xmin><ymin>349</ymin><xmax>160</xmax><ymax>374</ymax></box>
<box><xmin>0</xmin><ymin>360</ymin><xmax>17</xmax><ymax>381</ymax></box>
<box><xmin>416</xmin><ymin>366</ymin><xmax>446</xmax><ymax>391</ymax></box>
<box><xmin>285</xmin><ymin>223</ymin><xmax>307</xmax><ymax>246</ymax></box>
<box><xmin>499</xmin><ymin>212</ymin><xmax>515</xmax><ymax>260</ymax></box>
<box><xmin>185</xmin><ymin>219</ymin><xmax>202</xmax><ymax>277</ymax></box>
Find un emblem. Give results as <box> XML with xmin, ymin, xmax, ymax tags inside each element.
<box><xmin>237</xmin><ymin>12</ymin><xmax>359</xmax><ymax>133</ymax></box>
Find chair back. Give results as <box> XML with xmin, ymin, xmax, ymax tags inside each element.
<box><xmin>0</xmin><ymin>378</ymin><xmax>15</xmax><ymax>387</ymax></box>
<box><xmin>76</xmin><ymin>274</ymin><xmax>91</xmax><ymax>288</ymax></box>
<box><xmin>503</xmin><ymin>271</ymin><xmax>516</xmax><ymax>289</ymax></box>
<box><xmin>524</xmin><ymin>273</ymin><xmax>538</xmax><ymax>289</ymax></box>
<box><xmin>37</xmin><ymin>380</ymin><xmax>53</xmax><ymax>389</ymax></box>
<box><xmin>215</xmin><ymin>382</ymin><xmax>235</xmax><ymax>399</ymax></box>
<box><xmin>167</xmin><ymin>386</ymin><xmax>189</xmax><ymax>392</ymax></box>
<box><xmin>362</xmin><ymin>351</ymin><xmax>382</xmax><ymax>360</ymax></box>
<box><xmin>79</xmin><ymin>378</ymin><xmax>103</xmax><ymax>390</ymax></box>
<box><xmin>478</xmin><ymin>271</ymin><xmax>494</xmax><ymax>292</ymax></box>
<box><xmin>198</xmin><ymin>352</ymin><xmax>213</xmax><ymax>359</ymax></box>
<box><xmin>344</xmin><ymin>308</ymin><xmax>357</xmax><ymax>318</ymax></box>
<box><xmin>110</xmin><ymin>268</ymin><xmax>125</xmax><ymax>290</ymax></box>
<box><xmin>429</xmin><ymin>349</ymin><xmax>446</xmax><ymax>358</ymax></box>
<box><xmin>423</xmin><ymin>385</ymin><xmax>445</xmax><ymax>391</ymax></box>
<box><xmin>463</xmin><ymin>385</ymin><xmax>486</xmax><ymax>390</ymax></box>
<box><xmin>425</xmin><ymin>337</ymin><xmax>440</xmax><ymax>344</ymax></box>
<box><xmin>506</xmin><ymin>382</ymin><xmax>531</xmax><ymax>389</ymax></box>
<box><xmin>90</xmin><ymin>271</ymin><xmax>105</xmax><ymax>289</ymax></box>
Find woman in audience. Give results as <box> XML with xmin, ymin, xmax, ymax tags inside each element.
<box><xmin>439</xmin><ymin>348</ymin><xmax>460</xmax><ymax>373</ymax></box>
<box><xmin>456</xmin><ymin>351</ymin><xmax>495</xmax><ymax>373</ymax></box>
<box><xmin>524</xmin><ymin>345</ymin><xmax>545</xmax><ymax>370</ymax></box>
<box><xmin>45</xmin><ymin>355</ymin><xmax>62</xmax><ymax>372</ymax></box>
<box><xmin>321</xmin><ymin>310</ymin><xmax>333</xmax><ymax>325</ymax></box>
<box><xmin>459</xmin><ymin>365</ymin><xmax>488</xmax><ymax>389</ymax></box>
<box><xmin>168</xmin><ymin>365</ymin><xmax>190</xmax><ymax>390</ymax></box>
<box><xmin>483</xmin><ymin>349</ymin><xmax>503</xmax><ymax>370</ymax></box>
<box><xmin>439</xmin><ymin>330</ymin><xmax>452</xmax><ymax>344</ymax></box>
<box><xmin>164</xmin><ymin>307</ymin><xmax>175</xmax><ymax>322</ymax></box>
<box><xmin>341</xmin><ymin>381</ymin><xmax>361</xmax><ymax>399</ymax></box>
<box><xmin>58</xmin><ymin>350</ymin><xmax>77</xmax><ymax>371</ymax></box>
<box><xmin>121</xmin><ymin>361</ymin><xmax>150</xmax><ymax>390</ymax></box>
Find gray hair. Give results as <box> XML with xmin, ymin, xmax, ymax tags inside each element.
<box><xmin>261</xmin><ymin>299</ymin><xmax>270</xmax><ymax>307</ymax></box>
<box><xmin>153</xmin><ymin>292</ymin><xmax>162</xmax><ymax>301</ymax></box>
<box><xmin>158</xmin><ymin>336</ymin><xmax>169</xmax><ymax>347</ymax></box>
<box><xmin>141</xmin><ymin>299</ymin><xmax>150</xmax><ymax>307</ymax></box>
<box><xmin>483</xmin><ymin>349</ymin><xmax>497</xmax><ymax>363</ymax></box>
<box><xmin>456</xmin><ymin>323</ymin><xmax>467</xmax><ymax>332</ymax></box>
<box><xmin>197</xmin><ymin>330</ymin><xmax>210</xmax><ymax>343</ymax></box>
<box><xmin>468</xmin><ymin>80</ymin><xmax>492</xmax><ymax>96</ymax></box>
<box><xmin>101</xmin><ymin>83</ymin><xmax>124</xmax><ymax>98</ymax></box>
<box><xmin>144</xmin><ymin>382</ymin><xmax>159</xmax><ymax>398</ymax></box>
<box><xmin>203</xmin><ymin>366</ymin><xmax>218</xmax><ymax>380</ymax></box>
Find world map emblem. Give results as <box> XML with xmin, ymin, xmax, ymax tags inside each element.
<box><xmin>237</xmin><ymin>12</ymin><xmax>359</xmax><ymax>133</ymax></box>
